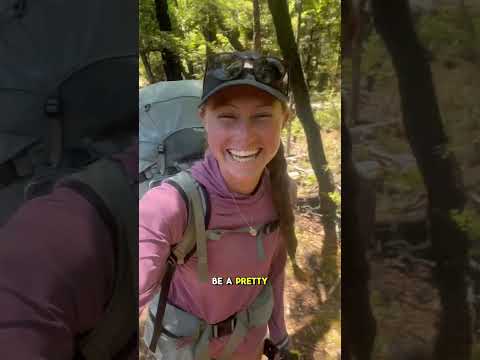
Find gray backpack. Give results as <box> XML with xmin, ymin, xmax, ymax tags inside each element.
<box><xmin>0</xmin><ymin>0</ymin><xmax>137</xmax><ymax>226</ymax></box>
<box><xmin>139</xmin><ymin>80</ymin><xmax>207</xmax><ymax>199</ymax></box>
<box><xmin>1</xmin><ymin>1</ymin><xmax>138</xmax><ymax>358</ymax></box>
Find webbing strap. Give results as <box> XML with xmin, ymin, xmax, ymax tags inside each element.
<box><xmin>193</xmin><ymin>323</ymin><xmax>211</xmax><ymax>360</ymax></box>
<box><xmin>217</xmin><ymin>311</ymin><xmax>248</xmax><ymax>360</ymax></box>
<box><xmin>257</xmin><ymin>231</ymin><xmax>266</xmax><ymax>261</ymax></box>
<box><xmin>149</xmin><ymin>256</ymin><xmax>177</xmax><ymax>352</ymax></box>
<box><xmin>205</xmin><ymin>221</ymin><xmax>279</xmax><ymax>262</ymax></box>
<box><xmin>191</xmin><ymin>183</ymin><xmax>208</xmax><ymax>282</ymax></box>
<box><xmin>168</xmin><ymin>171</ymin><xmax>208</xmax><ymax>282</ymax></box>
<box><xmin>192</xmin><ymin>282</ymin><xmax>274</xmax><ymax>360</ymax></box>
<box><xmin>58</xmin><ymin>158</ymin><xmax>137</xmax><ymax>359</ymax></box>
<box><xmin>148</xmin><ymin>171</ymin><xmax>209</xmax><ymax>355</ymax></box>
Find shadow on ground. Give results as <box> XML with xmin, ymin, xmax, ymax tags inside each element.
<box><xmin>288</xmin><ymin>203</ymin><xmax>341</xmax><ymax>360</ymax></box>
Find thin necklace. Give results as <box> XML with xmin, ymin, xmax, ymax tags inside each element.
<box><xmin>227</xmin><ymin>190</ymin><xmax>257</xmax><ymax>237</ymax></box>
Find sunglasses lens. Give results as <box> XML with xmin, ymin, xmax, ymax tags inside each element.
<box><xmin>208</xmin><ymin>53</ymin><xmax>243</xmax><ymax>80</ymax></box>
<box><xmin>253</xmin><ymin>57</ymin><xmax>286</xmax><ymax>85</ymax></box>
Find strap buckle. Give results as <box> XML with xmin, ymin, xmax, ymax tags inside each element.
<box><xmin>45</xmin><ymin>96</ymin><xmax>62</xmax><ymax>116</ymax></box>
<box><xmin>212</xmin><ymin>324</ymin><xmax>219</xmax><ymax>338</ymax></box>
<box><xmin>166</xmin><ymin>254</ymin><xmax>177</xmax><ymax>267</ymax></box>
<box><xmin>211</xmin><ymin>317</ymin><xmax>236</xmax><ymax>338</ymax></box>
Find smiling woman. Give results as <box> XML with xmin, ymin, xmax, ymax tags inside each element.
<box><xmin>199</xmin><ymin>85</ymin><xmax>287</xmax><ymax>195</ymax></box>
<box><xmin>139</xmin><ymin>51</ymin><xmax>298</xmax><ymax>360</ymax></box>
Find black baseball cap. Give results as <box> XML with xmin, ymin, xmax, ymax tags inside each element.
<box><xmin>200</xmin><ymin>51</ymin><xmax>289</xmax><ymax>106</ymax></box>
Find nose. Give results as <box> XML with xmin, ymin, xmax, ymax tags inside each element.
<box><xmin>234</xmin><ymin>119</ymin><xmax>256</xmax><ymax>143</ymax></box>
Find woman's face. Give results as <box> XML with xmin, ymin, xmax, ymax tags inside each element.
<box><xmin>199</xmin><ymin>85</ymin><xmax>288</xmax><ymax>194</ymax></box>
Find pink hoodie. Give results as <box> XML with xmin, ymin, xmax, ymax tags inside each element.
<box><xmin>139</xmin><ymin>150</ymin><xmax>288</xmax><ymax>358</ymax></box>
<box><xmin>0</xmin><ymin>145</ymin><xmax>138</xmax><ymax>359</ymax></box>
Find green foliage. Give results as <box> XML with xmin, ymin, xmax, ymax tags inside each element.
<box><xmin>328</xmin><ymin>190</ymin><xmax>341</xmax><ymax>207</ymax></box>
<box><xmin>315</xmin><ymin>109</ymin><xmax>339</xmax><ymax>130</ymax></box>
<box><xmin>417</xmin><ymin>9</ymin><xmax>468</xmax><ymax>57</ymax></box>
<box><xmin>285</xmin><ymin>116</ymin><xmax>304</xmax><ymax>138</ymax></box>
<box><xmin>384</xmin><ymin>168</ymin><xmax>424</xmax><ymax>192</ymax></box>
<box><xmin>294</xmin><ymin>0</ymin><xmax>341</xmax><ymax>92</ymax></box>
<box><xmin>141</xmin><ymin>0</ymin><xmax>341</xmax><ymax>197</ymax></box>
<box><xmin>139</xmin><ymin>0</ymin><xmax>341</xmax><ymax>97</ymax></box>
<box><xmin>304</xmin><ymin>172</ymin><xmax>317</xmax><ymax>188</ymax></box>
<box><xmin>472</xmin><ymin>343</ymin><xmax>480</xmax><ymax>359</ymax></box>
<box><xmin>451</xmin><ymin>208</ymin><xmax>480</xmax><ymax>246</ymax></box>
<box><xmin>313</xmin><ymin>89</ymin><xmax>340</xmax><ymax>130</ymax></box>
<box><xmin>361</xmin><ymin>32</ymin><xmax>395</xmax><ymax>84</ymax></box>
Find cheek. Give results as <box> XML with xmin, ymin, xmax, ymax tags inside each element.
<box><xmin>205</xmin><ymin>123</ymin><xmax>227</xmax><ymax>152</ymax></box>
<box><xmin>262</xmin><ymin>122</ymin><xmax>282</xmax><ymax>148</ymax></box>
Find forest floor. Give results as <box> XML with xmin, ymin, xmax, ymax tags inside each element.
<box><xmin>343</xmin><ymin>5</ymin><xmax>480</xmax><ymax>357</ymax></box>
<box><xmin>280</xmin><ymin>121</ymin><xmax>341</xmax><ymax>360</ymax></box>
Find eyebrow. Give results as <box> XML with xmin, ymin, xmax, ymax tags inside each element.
<box><xmin>216</xmin><ymin>102</ymin><xmax>274</xmax><ymax>109</ymax></box>
<box><xmin>217</xmin><ymin>103</ymin><xmax>239</xmax><ymax>109</ymax></box>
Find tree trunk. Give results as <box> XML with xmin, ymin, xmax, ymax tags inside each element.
<box><xmin>341</xmin><ymin>1</ymin><xmax>377</xmax><ymax>358</ymax></box>
<box><xmin>296</xmin><ymin>0</ymin><xmax>302</xmax><ymax>42</ymax></box>
<box><xmin>219</xmin><ymin>27</ymin><xmax>245</xmax><ymax>52</ymax></box>
<box><xmin>341</xmin><ymin>114</ymin><xmax>377</xmax><ymax>360</ymax></box>
<box><xmin>253</xmin><ymin>0</ymin><xmax>261</xmax><ymax>52</ymax></box>
<box><xmin>267</xmin><ymin>0</ymin><xmax>337</xmax><ymax>235</ymax></box>
<box><xmin>371</xmin><ymin>1</ymin><xmax>472</xmax><ymax>359</ymax></box>
<box><xmin>217</xmin><ymin>11</ymin><xmax>245</xmax><ymax>52</ymax></box>
<box><xmin>184</xmin><ymin>60</ymin><xmax>195</xmax><ymax>79</ymax></box>
<box><xmin>155</xmin><ymin>0</ymin><xmax>171</xmax><ymax>31</ymax></box>
<box><xmin>304</xmin><ymin>26</ymin><xmax>316</xmax><ymax>89</ymax></box>
<box><xmin>350</xmin><ymin>30</ymin><xmax>361</xmax><ymax>126</ymax></box>
<box><xmin>140</xmin><ymin>51</ymin><xmax>156</xmax><ymax>84</ymax></box>
<box><xmin>201</xmin><ymin>11</ymin><xmax>217</xmax><ymax>58</ymax></box>
<box><xmin>296</xmin><ymin>0</ymin><xmax>310</xmax><ymax>87</ymax></box>
<box><xmin>350</xmin><ymin>0</ymin><xmax>368</xmax><ymax>126</ymax></box>
<box><xmin>155</xmin><ymin>0</ymin><xmax>183</xmax><ymax>80</ymax></box>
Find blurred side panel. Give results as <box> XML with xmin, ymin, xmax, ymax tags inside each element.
<box><xmin>0</xmin><ymin>0</ymin><xmax>139</xmax><ymax>359</ymax></box>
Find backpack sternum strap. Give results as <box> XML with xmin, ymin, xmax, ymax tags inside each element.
<box><xmin>205</xmin><ymin>220</ymin><xmax>280</xmax><ymax>262</ymax></box>
<box><xmin>168</xmin><ymin>171</ymin><xmax>208</xmax><ymax>282</ymax></box>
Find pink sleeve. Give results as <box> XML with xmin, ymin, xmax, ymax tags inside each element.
<box><xmin>138</xmin><ymin>183</ymin><xmax>188</xmax><ymax>313</ymax></box>
<box><xmin>0</xmin><ymin>187</ymin><xmax>115</xmax><ymax>359</ymax></box>
<box><xmin>267</xmin><ymin>233</ymin><xmax>288</xmax><ymax>344</ymax></box>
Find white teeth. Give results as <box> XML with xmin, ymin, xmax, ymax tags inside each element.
<box><xmin>231</xmin><ymin>154</ymin><xmax>255</xmax><ymax>162</ymax></box>
<box><xmin>229</xmin><ymin>149</ymin><xmax>260</xmax><ymax>157</ymax></box>
<box><xmin>228</xmin><ymin>149</ymin><xmax>261</xmax><ymax>163</ymax></box>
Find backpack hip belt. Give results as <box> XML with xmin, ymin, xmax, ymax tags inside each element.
<box><xmin>147</xmin><ymin>281</ymin><xmax>274</xmax><ymax>360</ymax></box>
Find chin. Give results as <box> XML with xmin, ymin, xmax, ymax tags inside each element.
<box><xmin>223</xmin><ymin>165</ymin><xmax>263</xmax><ymax>190</ymax></box>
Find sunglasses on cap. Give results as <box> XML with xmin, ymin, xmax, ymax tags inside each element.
<box><xmin>201</xmin><ymin>52</ymin><xmax>289</xmax><ymax>104</ymax></box>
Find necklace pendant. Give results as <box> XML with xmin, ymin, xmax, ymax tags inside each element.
<box><xmin>249</xmin><ymin>227</ymin><xmax>257</xmax><ymax>237</ymax></box>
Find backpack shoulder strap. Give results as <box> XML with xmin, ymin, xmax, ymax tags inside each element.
<box><xmin>58</xmin><ymin>157</ymin><xmax>137</xmax><ymax>360</ymax></box>
<box><xmin>166</xmin><ymin>170</ymin><xmax>209</xmax><ymax>282</ymax></box>
<box><xmin>148</xmin><ymin>170</ymin><xmax>208</xmax><ymax>352</ymax></box>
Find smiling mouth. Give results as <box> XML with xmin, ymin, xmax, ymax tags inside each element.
<box><xmin>227</xmin><ymin>149</ymin><xmax>262</xmax><ymax>162</ymax></box>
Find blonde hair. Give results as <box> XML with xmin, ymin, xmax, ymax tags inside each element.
<box><xmin>267</xmin><ymin>142</ymin><xmax>298</xmax><ymax>264</ymax></box>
